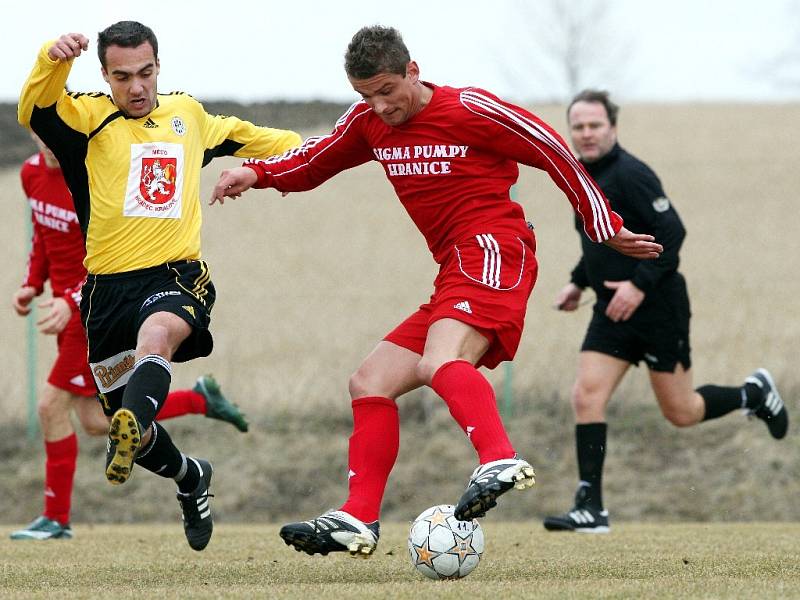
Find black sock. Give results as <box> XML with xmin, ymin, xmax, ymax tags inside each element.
<box><xmin>122</xmin><ymin>355</ymin><xmax>172</xmax><ymax>431</ymax></box>
<box><xmin>135</xmin><ymin>422</ymin><xmax>200</xmax><ymax>493</ymax></box>
<box><xmin>698</xmin><ymin>384</ymin><xmax>748</xmax><ymax>421</ymax></box>
<box><xmin>576</xmin><ymin>423</ymin><xmax>606</xmax><ymax>509</ymax></box>
<box><xmin>742</xmin><ymin>382</ymin><xmax>764</xmax><ymax>409</ymax></box>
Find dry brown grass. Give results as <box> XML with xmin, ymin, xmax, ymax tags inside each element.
<box><xmin>2</xmin><ymin>522</ymin><xmax>800</xmax><ymax>599</ymax></box>
<box><xmin>1</xmin><ymin>104</ymin><xmax>798</xmax><ymax>525</ymax></box>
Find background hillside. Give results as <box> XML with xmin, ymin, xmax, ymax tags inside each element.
<box><xmin>1</xmin><ymin>101</ymin><xmax>798</xmax><ymax>528</ymax></box>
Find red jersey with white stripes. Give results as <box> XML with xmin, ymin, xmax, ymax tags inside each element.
<box><xmin>20</xmin><ymin>153</ymin><xmax>86</xmax><ymax>310</ymax></box>
<box><xmin>245</xmin><ymin>83</ymin><xmax>622</xmax><ymax>262</ymax></box>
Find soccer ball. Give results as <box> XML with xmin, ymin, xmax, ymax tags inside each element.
<box><xmin>408</xmin><ymin>504</ymin><xmax>484</xmax><ymax>580</ymax></box>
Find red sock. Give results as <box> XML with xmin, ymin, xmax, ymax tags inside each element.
<box><xmin>43</xmin><ymin>433</ymin><xmax>78</xmax><ymax>525</ymax></box>
<box><xmin>430</xmin><ymin>360</ymin><xmax>515</xmax><ymax>464</ymax></box>
<box><xmin>157</xmin><ymin>389</ymin><xmax>206</xmax><ymax>420</ymax></box>
<box><xmin>339</xmin><ymin>397</ymin><xmax>399</xmax><ymax>523</ymax></box>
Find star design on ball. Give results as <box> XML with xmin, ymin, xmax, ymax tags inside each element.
<box><xmin>411</xmin><ymin>537</ymin><xmax>442</xmax><ymax>569</ymax></box>
<box><xmin>426</xmin><ymin>507</ymin><xmax>450</xmax><ymax>531</ymax></box>
<box><xmin>445</xmin><ymin>533</ymin><xmax>477</xmax><ymax>566</ymax></box>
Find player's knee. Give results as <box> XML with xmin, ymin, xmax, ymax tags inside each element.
<box><xmin>349</xmin><ymin>366</ymin><xmax>375</xmax><ymax>399</ymax></box>
<box><xmin>661</xmin><ymin>407</ymin><xmax>695</xmax><ymax>428</ymax></box>
<box><xmin>414</xmin><ymin>357</ymin><xmax>440</xmax><ymax>386</ymax></box>
<box><xmin>36</xmin><ymin>399</ymin><xmax>54</xmax><ymax>423</ymax></box>
<box><xmin>84</xmin><ymin>422</ymin><xmax>108</xmax><ymax>436</ymax></box>
<box><xmin>36</xmin><ymin>394</ymin><xmax>66</xmax><ymax>425</ymax></box>
<box><xmin>571</xmin><ymin>382</ymin><xmax>602</xmax><ymax>417</ymax></box>
<box><xmin>138</xmin><ymin>313</ymin><xmax>192</xmax><ymax>359</ymax></box>
<box><xmin>138</xmin><ymin>327</ymin><xmax>171</xmax><ymax>356</ymax></box>
<box><xmin>350</xmin><ymin>361</ymin><xmax>417</xmax><ymax>400</ymax></box>
<box><xmin>81</xmin><ymin>415</ymin><xmax>109</xmax><ymax>436</ymax></box>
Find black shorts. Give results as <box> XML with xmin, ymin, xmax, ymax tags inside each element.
<box><xmin>581</xmin><ymin>277</ymin><xmax>691</xmax><ymax>373</ymax></box>
<box><xmin>80</xmin><ymin>260</ymin><xmax>216</xmax><ymax>415</ymax></box>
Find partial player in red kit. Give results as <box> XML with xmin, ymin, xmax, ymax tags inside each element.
<box><xmin>10</xmin><ymin>134</ymin><xmax>249</xmax><ymax>541</ymax></box>
<box><xmin>213</xmin><ymin>26</ymin><xmax>662</xmax><ymax>558</ymax></box>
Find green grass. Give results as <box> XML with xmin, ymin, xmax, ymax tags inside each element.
<box><xmin>2</xmin><ymin>522</ymin><xmax>799</xmax><ymax>599</ymax></box>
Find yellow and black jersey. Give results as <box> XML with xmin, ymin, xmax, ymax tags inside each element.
<box><xmin>19</xmin><ymin>42</ymin><xmax>302</xmax><ymax>274</ymax></box>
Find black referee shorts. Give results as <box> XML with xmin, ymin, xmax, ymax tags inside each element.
<box><xmin>80</xmin><ymin>260</ymin><xmax>216</xmax><ymax>415</ymax></box>
<box><xmin>581</xmin><ymin>277</ymin><xmax>691</xmax><ymax>373</ymax></box>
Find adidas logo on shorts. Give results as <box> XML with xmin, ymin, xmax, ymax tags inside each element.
<box><xmin>454</xmin><ymin>300</ymin><xmax>473</xmax><ymax>314</ymax></box>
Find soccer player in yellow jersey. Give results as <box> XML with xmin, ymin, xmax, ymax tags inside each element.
<box><xmin>18</xmin><ymin>21</ymin><xmax>301</xmax><ymax>551</ymax></box>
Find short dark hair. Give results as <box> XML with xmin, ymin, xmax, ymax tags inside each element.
<box><xmin>97</xmin><ymin>21</ymin><xmax>158</xmax><ymax>68</ymax></box>
<box><xmin>568</xmin><ymin>89</ymin><xmax>619</xmax><ymax>126</ymax></box>
<box><xmin>344</xmin><ymin>25</ymin><xmax>410</xmax><ymax>80</ymax></box>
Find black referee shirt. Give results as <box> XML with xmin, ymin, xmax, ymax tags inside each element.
<box><xmin>570</xmin><ymin>143</ymin><xmax>686</xmax><ymax>304</ymax></box>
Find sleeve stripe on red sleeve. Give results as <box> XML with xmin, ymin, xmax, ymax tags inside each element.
<box><xmin>23</xmin><ymin>227</ymin><xmax>45</xmax><ymax>291</ymax></box>
<box><xmin>461</xmin><ymin>90</ymin><xmax>615</xmax><ymax>242</ymax></box>
<box><xmin>245</xmin><ymin>101</ymin><xmax>371</xmax><ymax>179</ymax></box>
<box><xmin>334</xmin><ymin>100</ymin><xmax>367</xmax><ymax>127</ymax></box>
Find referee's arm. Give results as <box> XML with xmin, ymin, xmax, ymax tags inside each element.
<box><xmin>623</xmin><ymin>164</ymin><xmax>686</xmax><ymax>295</ymax></box>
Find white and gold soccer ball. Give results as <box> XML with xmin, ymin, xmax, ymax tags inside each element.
<box><xmin>408</xmin><ymin>504</ymin><xmax>484</xmax><ymax>580</ymax></box>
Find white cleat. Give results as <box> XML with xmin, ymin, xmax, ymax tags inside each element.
<box><xmin>280</xmin><ymin>510</ymin><xmax>380</xmax><ymax>558</ymax></box>
<box><xmin>455</xmin><ymin>457</ymin><xmax>536</xmax><ymax>520</ymax></box>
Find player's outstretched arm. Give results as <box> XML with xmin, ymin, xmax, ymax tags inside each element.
<box><xmin>604</xmin><ymin>226</ymin><xmax>663</xmax><ymax>259</ymax></box>
<box><xmin>47</xmin><ymin>33</ymin><xmax>90</xmax><ymax>62</ymax></box>
<box><xmin>210</xmin><ymin>167</ymin><xmax>259</xmax><ymax>205</ymax></box>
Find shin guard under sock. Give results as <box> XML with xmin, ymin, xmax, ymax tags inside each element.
<box><xmin>339</xmin><ymin>397</ymin><xmax>399</xmax><ymax>523</ymax></box>
<box><xmin>430</xmin><ymin>360</ymin><xmax>515</xmax><ymax>464</ymax></box>
<box><xmin>121</xmin><ymin>355</ymin><xmax>172</xmax><ymax>431</ymax></box>
<box><xmin>43</xmin><ymin>433</ymin><xmax>78</xmax><ymax>524</ymax></box>
<box><xmin>575</xmin><ymin>423</ymin><xmax>606</xmax><ymax>509</ymax></box>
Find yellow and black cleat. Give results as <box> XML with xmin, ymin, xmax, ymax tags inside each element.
<box><xmin>105</xmin><ymin>409</ymin><xmax>141</xmax><ymax>485</ymax></box>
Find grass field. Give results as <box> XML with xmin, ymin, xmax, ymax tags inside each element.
<box><xmin>2</xmin><ymin>522</ymin><xmax>799</xmax><ymax>599</ymax></box>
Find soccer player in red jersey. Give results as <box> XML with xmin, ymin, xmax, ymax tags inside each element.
<box><xmin>212</xmin><ymin>25</ymin><xmax>662</xmax><ymax>558</ymax></box>
<box><xmin>10</xmin><ymin>134</ymin><xmax>248</xmax><ymax>541</ymax></box>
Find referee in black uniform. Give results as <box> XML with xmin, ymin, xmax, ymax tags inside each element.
<box><xmin>542</xmin><ymin>89</ymin><xmax>788</xmax><ymax>533</ymax></box>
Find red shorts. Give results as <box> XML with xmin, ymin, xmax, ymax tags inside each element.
<box><xmin>384</xmin><ymin>232</ymin><xmax>538</xmax><ymax>369</ymax></box>
<box><xmin>48</xmin><ymin>311</ymin><xmax>96</xmax><ymax>397</ymax></box>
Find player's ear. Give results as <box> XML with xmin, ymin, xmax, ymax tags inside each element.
<box><xmin>406</xmin><ymin>61</ymin><xmax>420</xmax><ymax>83</ymax></box>
<box><xmin>101</xmin><ymin>67</ymin><xmax>109</xmax><ymax>84</ymax></box>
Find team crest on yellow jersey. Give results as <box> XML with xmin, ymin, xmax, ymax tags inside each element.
<box><xmin>140</xmin><ymin>157</ymin><xmax>177</xmax><ymax>204</ymax></box>
<box><xmin>125</xmin><ymin>142</ymin><xmax>184</xmax><ymax>219</ymax></box>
